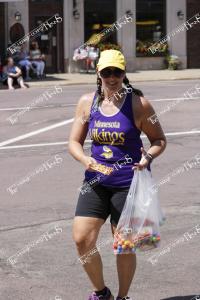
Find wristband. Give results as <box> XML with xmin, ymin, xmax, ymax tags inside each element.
<box><xmin>144</xmin><ymin>153</ymin><xmax>153</xmax><ymax>163</ymax></box>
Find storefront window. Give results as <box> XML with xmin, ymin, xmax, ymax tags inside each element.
<box><xmin>136</xmin><ymin>0</ymin><xmax>167</xmax><ymax>56</ymax></box>
<box><xmin>0</xmin><ymin>3</ymin><xmax>5</xmax><ymax>61</ymax></box>
<box><xmin>84</xmin><ymin>0</ymin><xmax>117</xmax><ymax>47</ymax></box>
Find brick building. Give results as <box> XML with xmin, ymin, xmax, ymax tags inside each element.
<box><xmin>0</xmin><ymin>0</ymin><xmax>199</xmax><ymax>72</ymax></box>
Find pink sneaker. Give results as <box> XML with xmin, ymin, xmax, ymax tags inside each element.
<box><xmin>88</xmin><ymin>287</ymin><xmax>114</xmax><ymax>300</ymax></box>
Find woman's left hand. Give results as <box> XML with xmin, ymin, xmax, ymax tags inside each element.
<box><xmin>132</xmin><ymin>147</ymin><xmax>150</xmax><ymax>170</ymax></box>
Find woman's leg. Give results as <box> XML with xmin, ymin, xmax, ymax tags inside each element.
<box><xmin>38</xmin><ymin>61</ymin><xmax>45</xmax><ymax>76</ymax></box>
<box><xmin>18</xmin><ymin>60</ymin><xmax>28</xmax><ymax>80</ymax></box>
<box><xmin>73</xmin><ymin>216</ymin><xmax>106</xmax><ymax>291</ymax></box>
<box><xmin>85</xmin><ymin>58</ymin><xmax>91</xmax><ymax>72</ymax></box>
<box><xmin>7</xmin><ymin>77</ymin><xmax>14</xmax><ymax>90</ymax></box>
<box><xmin>25</xmin><ymin>61</ymin><xmax>32</xmax><ymax>79</ymax></box>
<box><xmin>33</xmin><ymin>61</ymin><xmax>40</xmax><ymax>77</ymax></box>
<box><xmin>42</xmin><ymin>61</ymin><xmax>45</xmax><ymax>75</ymax></box>
<box><xmin>17</xmin><ymin>76</ymin><xmax>27</xmax><ymax>88</ymax></box>
<box><xmin>111</xmin><ymin>225</ymin><xmax>137</xmax><ymax>299</ymax></box>
<box><xmin>25</xmin><ymin>66</ymin><xmax>31</xmax><ymax>79</ymax></box>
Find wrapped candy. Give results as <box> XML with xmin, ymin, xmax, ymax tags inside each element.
<box><xmin>113</xmin><ymin>169</ymin><xmax>165</xmax><ymax>254</ymax></box>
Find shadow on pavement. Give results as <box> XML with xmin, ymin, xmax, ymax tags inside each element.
<box><xmin>27</xmin><ymin>76</ymin><xmax>67</xmax><ymax>82</ymax></box>
<box><xmin>161</xmin><ymin>295</ymin><xmax>200</xmax><ymax>300</ymax></box>
<box><xmin>0</xmin><ymin>84</ymin><xmax>29</xmax><ymax>90</ymax></box>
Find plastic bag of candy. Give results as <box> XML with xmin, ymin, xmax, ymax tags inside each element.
<box><xmin>113</xmin><ymin>169</ymin><xmax>165</xmax><ymax>254</ymax></box>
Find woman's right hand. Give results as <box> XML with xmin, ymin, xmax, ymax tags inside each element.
<box><xmin>8</xmin><ymin>73</ymin><xmax>16</xmax><ymax>78</ymax></box>
<box><xmin>80</xmin><ymin>155</ymin><xmax>97</xmax><ymax>172</ymax></box>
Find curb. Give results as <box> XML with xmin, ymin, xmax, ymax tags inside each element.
<box><xmin>1</xmin><ymin>75</ymin><xmax>199</xmax><ymax>90</ymax></box>
<box><xmin>26</xmin><ymin>76</ymin><xmax>200</xmax><ymax>88</ymax></box>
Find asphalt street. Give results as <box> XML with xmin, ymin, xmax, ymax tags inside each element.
<box><xmin>0</xmin><ymin>80</ymin><xmax>200</xmax><ymax>300</ymax></box>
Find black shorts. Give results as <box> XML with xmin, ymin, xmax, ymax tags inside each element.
<box><xmin>3</xmin><ymin>77</ymin><xmax>21</xmax><ymax>85</ymax></box>
<box><xmin>75</xmin><ymin>182</ymin><xmax>130</xmax><ymax>226</ymax></box>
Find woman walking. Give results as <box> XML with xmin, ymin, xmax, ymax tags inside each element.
<box><xmin>69</xmin><ymin>50</ymin><xmax>166</xmax><ymax>300</ymax></box>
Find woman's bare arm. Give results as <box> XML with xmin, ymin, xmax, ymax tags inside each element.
<box><xmin>68</xmin><ymin>92</ymin><xmax>97</xmax><ymax>170</ymax></box>
<box><xmin>2</xmin><ymin>66</ymin><xmax>7</xmax><ymax>74</ymax></box>
<box><xmin>7</xmin><ymin>66</ymin><xmax>22</xmax><ymax>77</ymax></box>
<box><xmin>13</xmin><ymin>66</ymin><xmax>22</xmax><ymax>77</ymax></box>
<box><xmin>133</xmin><ymin>95</ymin><xmax>167</xmax><ymax>169</ymax></box>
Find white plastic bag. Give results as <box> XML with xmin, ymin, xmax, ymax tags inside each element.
<box><xmin>73</xmin><ymin>47</ymin><xmax>88</xmax><ymax>61</ymax></box>
<box><xmin>113</xmin><ymin>169</ymin><xmax>165</xmax><ymax>254</ymax></box>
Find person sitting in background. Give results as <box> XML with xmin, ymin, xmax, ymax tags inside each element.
<box><xmin>18</xmin><ymin>44</ymin><xmax>33</xmax><ymax>81</ymax></box>
<box><xmin>3</xmin><ymin>57</ymin><xmax>27</xmax><ymax>90</ymax></box>
<box><xmin>30</xmin><ymin>41</ymin><xmax>45</xmax><ymax>79</ymax></box>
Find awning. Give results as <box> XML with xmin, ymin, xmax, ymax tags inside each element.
<box><xmin>136</xmin><ymin>20</ymin><xmax>159</xmax><ymax>25</ymax></box>
<box><xmin>0</xmin><ymin>0</ymin><xmax>24</xmax><ymax>2</ymax></box>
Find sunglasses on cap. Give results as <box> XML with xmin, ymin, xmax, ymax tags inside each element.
<box><xmin>100</xmin><ymin>67</ymin><xmax>125</xmax><ymax>78</ymax></box>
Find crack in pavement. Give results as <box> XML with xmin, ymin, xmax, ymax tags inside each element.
<box><xmin>0</xmin><ymin>218</ymin><xmax>73</xmax><ymax>233</ymax></box>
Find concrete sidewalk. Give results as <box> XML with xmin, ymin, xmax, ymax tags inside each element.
<box><xmin>27</xmin><ymin>69</ymin><xmax>200</xmax><ymax>88</ymax></box>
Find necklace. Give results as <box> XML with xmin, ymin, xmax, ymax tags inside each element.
<box><xmin>103</xmin><ymin>93</ymin><xmax>126</xmax><ymax>107</ymax></box>
<box><xmin>104</xmin><ymin>87</ymin><xmax>125</xmax><ymax>103</ymax></box>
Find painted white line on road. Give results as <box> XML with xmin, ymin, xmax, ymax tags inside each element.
<box><xmin>0</xmin><ymin>118</ymin><xmax>74</xmax><ymax>148</ymax></box>
<box><xmin>0</xmin><ymin>140</ymin><xmax>92</xmax><ymax>150</ymax></box>
<box><xmin>136</xmin><ymin>82</ymin><xmax>200</xmax><ymax>87</ymax></box>
<box><xmin>0</xmin><ymin>131</ymin><xmax>199</xmax><ymax>150</ymax></box>
<box><xmin>0</xmin><ymin>141</ymin><xmax>68</xmax><ymax>149</ymax></box>
<box><xmin>150</xmin><ymin>97</ymin><xmax>200</xmax><ymax>102</ymax></box>
<box><xmin>0</xmin><ymin>104</ymin><xmax>76</xmax><ymax>111</ymax></box>
<box><xmin>28</xmin><ymin>119</ymin><xmax>49</xmax><ymax>126</ymax></box>
<box><xmin>0</xmin><ymin>97</ymin><xmax>200</xmax><ymax>112</ymax></box>
<box><xmin>164</xmin><ymin>130</ymin><xmax>200</xmax><ymax>136</ymax></box>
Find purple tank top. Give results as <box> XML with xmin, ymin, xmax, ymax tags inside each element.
<box><xmin>84</xmin><ymin>91</ymin><xmax>145</xmax><ymax>187</ymax></box>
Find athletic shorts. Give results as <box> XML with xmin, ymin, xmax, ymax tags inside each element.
<box><xmin>75</xmin><ymin>181</ymin><xmax>130</xmax><ymax>226</ymax></box>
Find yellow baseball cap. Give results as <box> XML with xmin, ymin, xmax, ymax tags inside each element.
<box><xmin>97</xmin><ymin>50</ymin><xmax>126</xmax><ymax>71</ymax></box>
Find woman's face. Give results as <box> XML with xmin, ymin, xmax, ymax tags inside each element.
<box><xmin>98</xmin><ymin>67</ymin><xmax>125</xmax><ymax>92</ymax></box>
<box><xmin>8</xmin><ymin>58</ymin><xmax>14</xmax><ymax>66</ymax></box>
<box><xmin>32</xmin><ymin>42</ymin><xmax>38</xmax><ymax>49</ymax></box>
<box><xmin>21</xmin><ymin>43</ymin><xmax>27</xmax><ymax>50</ymax></box>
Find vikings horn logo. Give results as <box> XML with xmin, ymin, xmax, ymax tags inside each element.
<box><xmin>100</xmin><ymin>146</ymin><xmax>113</xmax><ymax>159</ymax></box>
